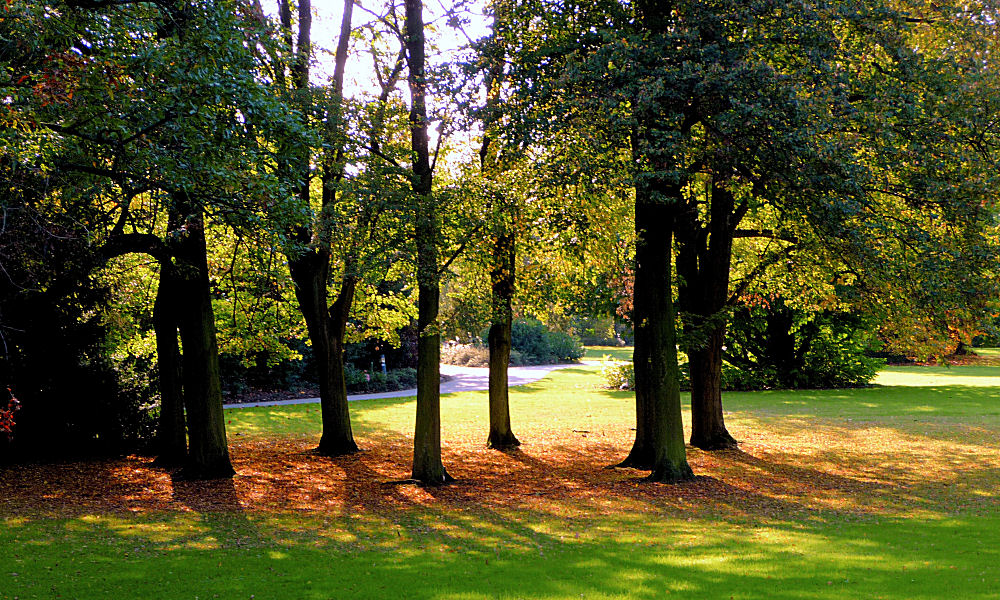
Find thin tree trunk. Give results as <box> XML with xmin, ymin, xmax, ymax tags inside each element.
<box><xmin>765</xmin><ymin>303</ymin><xmax>797</xmax><ymax>385</ymax></box>
<box><xmin>153</xmin><ymin>260</ymin><xmax>186</xmax><ymax>465</ymax></box>
<box><xmin>487</xmin><ymin>232</ymin><xmax>519</xmax><ymax>449</ymax></box>
<box><xmin>631</xmin><ymin>191</ymin><xmax>692</xmax><ymax>482</ymax></box>
<box><xmin>407</xmin><ymin>0</ymin><xmax>450</xmax><ymax>484</ymax></box>
<box><xmin>480</xmin><ymin>16</ymin><xmax>520</xmax><ymax>451</ymax></box>
<box><xmin>171</xmin><ymin>200</ymin><xmax>233</xmax><ymax>479</ymax></box>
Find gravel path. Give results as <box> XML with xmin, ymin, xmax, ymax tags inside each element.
<box><xmin>224</xmin><ymin>362</ymin><xmax>581</xmax><ymax>409</ymax></box>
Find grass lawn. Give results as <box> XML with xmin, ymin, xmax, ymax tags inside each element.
<box><xmin>3</xmin><ymin>361</ymin><xmax>1000</xmax><ymax>599</ymax></box>
<box><xmin>583</xmin><ymin>345</ymin><xmax>634</xmax><ymax>361</ymax></box>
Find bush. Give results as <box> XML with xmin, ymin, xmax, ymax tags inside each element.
<box><xmin>507</xmin><ymin>319</ymin><xmax>584</xmax><ymax>364</ymax></box>
<box><xmin>603</xmin><ymin>361</ymin><xmax>776</xmax><ymax>392</ymax></box>
<box><xmin>726</xmin><ymin>302</ymin><xmax>884</xmax><ymax>389</ymax></box>
<box><xmin>344</xmin><ymin>365</ymin><xmax>418</xmax><ymax>394</ymax></box>
<box><xmin>441</xmin><ymin>344</ymin><xmax>491</xmax><ymax>367</ymax></box>
<box><xmin>573</xmin><ymin>316</ymin><xmax>625</xmax><ymax>346</ymax></box>
<box><xmin>441</xmin><ymin>343</ymin><xmax>529</xmax><ymax>367</ymax></box>
<box><xmin>602</xmin><ymin>362</ymin><xmax>635</xmax><ymax>390</ymax></box>
<box><xmin>604</xmin><ymin>303</ymin><xmax>884</xmax><ymax>392</ymax></box>
<box><xmin>547</xmin><ymin>330</ymin><xmax>586</xmax><ymax>362</ymax></box>
<box><xmin>442</xmin><ymin>320</ymin><xmax>584</xmax><ymax>367</ymax></box>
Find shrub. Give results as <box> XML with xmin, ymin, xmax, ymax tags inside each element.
<box><xmin>441</xmin><ymin>343</ymin><xmax>529</xmax><ymax>367</ymax></box>
<box><xmin>602</xmin><ymin>362</ymin><xmax>635</xmax><ymax>390</ymax></box>
<box><xmin>441</xmin><ymin>343</ymin><xmax>491</xmax><ymax>367</ymax></box>
<box><xmin>573</xmin><ymin>316</ymin><xmax>624</xmax><ymax>346</ymax></box>
<box><xmin>726</xmin><ymin>302</ymin><xmax>884</xmax><ymax>389</ymax></box>
<box><xmin>344</xmin><ymin>365</ymin><xmax>418</xmax><ymax>394</ymax></box>
<box><xmin>548</xmin><ymin>330</ymin><xmax>586</xmax><ymax>362</ymax></box>
<box><xmin>507</xmin><ymin>319</ymin><xmax>584</xmax><ymax>364</ymax></box>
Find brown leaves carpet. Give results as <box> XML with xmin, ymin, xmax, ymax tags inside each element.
<box><xmin>3</xmin><ymin>418</ymin><xmax>993</xmax><ymax>521</ymax></box>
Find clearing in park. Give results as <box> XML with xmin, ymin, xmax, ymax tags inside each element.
<box><xmin>2</xmin><ymin>356</ymin><xmax>999</xmax><ymax>599</ymax></box>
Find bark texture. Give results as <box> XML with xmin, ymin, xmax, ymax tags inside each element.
<box><xmin>626</xmin><ymin>190</ymin><xmax>693</xmax><ymax>482</ymax></box>
<box><xmin>619</xmin><ymin>0</ymin><xmax>693</xmax><ymax>480</ymax></box>
<box><xmin>281</xmin><ymin>0</ymin><xmax>359</xmax><ymax>457</ymax></box>
<box><xmin>288</xmin><ymin>252</ymin><xmax>359</xmax><ymax>457</ymax></box>
<box><xmin>487</xmin><ymin>232</ymin><xmax>519</xmax><ymax>449</ymax></box>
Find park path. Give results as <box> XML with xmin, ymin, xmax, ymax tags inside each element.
<box><xmin>223</xmin><ymin>362</ymin><xmax>582</xmax><ymax>409</ymax></box>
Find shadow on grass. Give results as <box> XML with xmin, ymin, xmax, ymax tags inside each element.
<box><xmin>4</xmin><ymin>494</ymin><xmax>999</xmax><ymax>599</ymax></box>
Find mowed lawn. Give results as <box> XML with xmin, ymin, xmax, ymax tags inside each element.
<box><xmin>2</xmin><ymin>357</ymin><xmax>1000</xmax><ymax>599</ymax></box>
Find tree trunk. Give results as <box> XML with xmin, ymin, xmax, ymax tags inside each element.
<box><xmin>687</xmin><ymin>327</ymin><xmax>736</xmax><ymax>449</ymax></box>
<box><xmin>279</xmin><ymin>0</ymin><xmax>359</xmax><ymax>457</ymax></box>
<box><xmin>171</xmin><ymin>200</ymin><xmax>234</xmax><ymax>479</ymax></box>
<box><xmin>678</xmin><ymin>184</ymin><xmax>738</xmax><ymax>450</ymax></box>
<box><xmin>153</xmin><ymin>260</ymin><xmax>186</xmax><ymax>465</ymax></box>
<box><xmin>487</xmin><ymin>232</ymin><xmax>519</xmax><ymax>449</ymax></box>
<box><xmin>320</xmin><ymin>275</ymin><xmax>359</xmax><ymax>455</ymax></box>
<box><xmin>765</xmin><ymin>303</ymin><xmax>797</xmax><ymax>385</ymax></box>
<box><xmin>623</xmin><ymin>187</ymin><xmax>693</xmax><ymax>482</ymax></box>
<box><xmin>407</xmin><ymin>0</ymin><xmax>450</xmax><ymax>484</ymax></box>
<box><xmin>288</xmin><ymin>253</ymin><xmax>359</xmax><ymax>456</ymax></box>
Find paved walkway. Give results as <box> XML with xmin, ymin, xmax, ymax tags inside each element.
<box><xmin>224</xmin><ymin>362</ymin><xmax>581</xmax><ymax>409</ymax></box>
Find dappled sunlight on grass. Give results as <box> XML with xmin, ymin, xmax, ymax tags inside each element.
<box><xmin>5</xmin><ymin>362</ymin><xmax>1000</xmax><ymax>598</ymax></box>
<box><xmin>876</xmin><ymin>365</ymin><xmax>1000</xmax><ymax>387</ymax></box>
<box><xmin>583</xmin><ymin>345</ymin><xmax>634</xmax><ymax>361</ymax></box>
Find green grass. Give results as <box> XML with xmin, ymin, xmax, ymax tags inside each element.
<box><xmin>4</xmin><ymin>360</ymin><xmax>1000</xmax><ymax>599</ymax></box>
<box><xmin>583</xmin><ymin>345</ymin><xmax>634</xmax><ymax>361</ymax></box>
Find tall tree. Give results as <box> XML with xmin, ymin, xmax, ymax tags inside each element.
<box><xmin>478</xmin><ymin>9</ymin><xmax>521</xmax><ymax>450</ymax></box>
<box><xmin>272</xmin><ymin>0</ymin><xmax>363</xmax><ymax>457</ymax></box>
<box><xmin>406</xmin><ymin>0</ymin><xmax>451</xmax><ymax>484</ymax></box>
<box><xmin>3</xmin><ymin>0</ymin><xmax>299</xmax><ymax>475</ymax></box>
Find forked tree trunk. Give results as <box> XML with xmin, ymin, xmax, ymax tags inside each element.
<box><xmin>621</xmin><ymin>186</ymin><xmax>693</xmax><ymax>482</ymax></box>
<box><xmin>280</xmin><ymin>0</ymin><xmax>359</xmax><ymax>457</ymax></box>
<box><xmin>289</xmin><ymin>252</ymin><xmax>360</xmax><ymax>457</ymax></box>
<box><xmin>677</xmin><ymin>183</ymin><xmax>738</xmax><ymax>450</ymax></box>
<box><xmin>487</xmin><ymin>231</ymin><xmax>519</xmax><ymax>449</ymax></box>
<box><xmin>321</xmin><ymin>276</ymin><xmax>359</xmax><ymax>455</ymax></box>
<box><xmin>153</xmin><ymin>261</ymin><xmax>186</xmax><ymax>465</ymax></box>
<box><xmin>170</xmin><ymin>200</ymin><xmax>234</xmax><ymax>479</ymax></box>
<box><xmin>407</xmin><ymin>0</ymin><xmax>450</xmax><ymax>484</ymax></box>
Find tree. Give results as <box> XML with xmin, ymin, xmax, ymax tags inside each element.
<box><xmin>3</xmin><ymin>0</ymin><xmax>300</xmax><ymax>476</ymax></box>
<box><xmin>497</xmin><ymin>0</ymin><xmax>695</xmax><ymax>480</ymax></box>
<box><xmin>406</xmin><ymin>0</ymin><xmax>451</xmax><ymax>484</ymax></box>
<box><xmin>268</xmin><ymin>0</ymin><xmax>364</xmax><ymax>457</ymax></box>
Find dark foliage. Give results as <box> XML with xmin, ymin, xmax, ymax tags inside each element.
<box><xmin>0</xmin><ymin>194</ymin><xmax>156</xmax><ymax>460</ymax></box>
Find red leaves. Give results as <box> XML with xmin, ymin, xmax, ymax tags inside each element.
<box><xmin>0</xmin><ymin>389</ymin><xmax>21</xmax><ymax>441</ymax></box>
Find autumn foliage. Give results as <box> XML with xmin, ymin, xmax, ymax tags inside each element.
<box><xmin>0</xmin><ymin>390</ymin><xmax>20</xmax><ymax>441</ymax></box>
